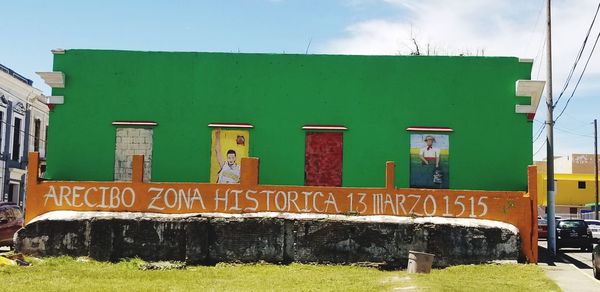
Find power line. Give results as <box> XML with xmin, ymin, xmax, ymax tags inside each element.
<box><xmin>533</xmin><ymin>123</ymin><xmax>546</xmax><ymax>143</ymax></box>
<box><xmin>535</xmin><ymin>38</ymin><xmax>546</xmax><ymax>79</ymax></box>
<box><xmin>0</xmin><ymin>117</ymin><xmax>46</xmax><ymax>143</ymax></box>
<box><xmin>552</xmin><ymin>1</ymin><xmax>600</xmax><ymax>108</ymax></box>
<box><xmin>553</xmin><ymin>126</ymin><xmax>594</xmax><ymax>138</ymax></box>
<box><xmin>524</xmin><ymin>0</ymin><xmax>547</xmax><ymax>57</ymax></box>
<box><xmin>533</xmin><ymin>140</ymin><xmax>547</xmax><ymax>157</ymax></box>
<box><xmin>554</xmin><ymin>25</ymin><xmax>600</xmax><ymax>122</ymax></box>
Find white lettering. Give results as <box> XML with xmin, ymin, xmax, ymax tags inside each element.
<box><xmin>275</xmin><ymin>191</ymin><xmax>287</xmax><ymax>211</ymax></box>
<box><xmin>408</xmin><ymin>194</ymin><xmax>422</xmax><ymax>216</ymax></box>
<box><xmin>59</xmin><ymin>186</ymin><xmax>72</xmax><ymax>206</ymax></box>
<box><xmin>312</xmin><ymin>192</ymin><xmax>325</xmax><ymax>212</ymax></box>
<box><xmin>287</xmin><ymin>191</ymin><xmax>301</xmax><ymax>212</ymax></box>
<box><xmin>261</xmin><ymin>190</ymin><xmax>275</xmax><ymax>210</ymax></box>
<box><xmin>98</xmin><ymin>187</ymin><xmax>110</xmax><ymax>208</ymax></box>
<box><xmin>147</xmin><ymin>187</ymin><xmax>164</xmax><ymax>210</ymax></box>
<box><xmin>72</xmin><ymin>186</ymin><xmax>85</xmax><ymax>207</ymax></box>
<box><xmin>244</xmin><ymin>190</ymin><xmax>258</xmax><ymax>211</ymax></box>
<box><xmin>122</xmin><ymin>187</ymin><xmax>136</xmax><ymax>208</ymax></box>
<box><xmin>324</xmin><ymin>192</ymin><xmax>340</xmax><ymax>213</ymax></box>
<box><xmin>423</xmin><ymin>195</ymin><xmax>437</xmax><ymax>216</ymax></box>
<box><xmin>43</xmin><ymin>186</ymin><xmax>59</xmax><ymax>206</ymax></box>
<box><xmin>215</xmin><ymin>189</ymin><xmax>228</xmax><ymax>211</ymax></box>
<box><xmin>84</xmin><ymin>187</ymin><xmax>98</xmax><ymax>207</ymax></box>
<box><xmin>301</xmin><ymin>191</ymin><xmax>312</xmax><ymax>212</ymax></box>
<box><xmin>384</xmin><ymin>193</ymin><xmax>396</xmax><ymax>215</ymax></box>
<box><xmin>395</xmin><ymin>194</ymin><xmax>406</xmax><ymax>215</ymax></box>
<box><xmin>191</xmin><ymin>189</ymin><xmax>206</xmax><ymax>210</ymax></box>
<box><xmin>229</xmin><ymin>190</ymin><xmax>243</xmax><ymax>211</ymax></box>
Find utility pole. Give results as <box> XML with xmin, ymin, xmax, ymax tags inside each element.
<box><xmin>545</xmin><ymin>0</ymin><xmax>557</xmax><ymax>256</ymax></box>
<box><xmin>595</xmin><ymin>119</ymin><xmax>598</xmax><ymax>220</ymax></box>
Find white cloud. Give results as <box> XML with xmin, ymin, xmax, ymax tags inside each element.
<box><xmin>322</xmin><ymin>0</ymin><xmax>600</xmax><ymax>159</ymax></box>
<box><xmin>322</xmin><ymin>0</ymin><xmax>600</xmax><ymax>74</ymax></box>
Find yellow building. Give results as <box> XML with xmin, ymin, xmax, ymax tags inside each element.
<box><xmin>537</xmin><ymin>173</ymin><xmax>598</xmax><ymax>206</ymax></box>
<box><xmin>536</xmin><ymin>156</ymin><xmax>599</xmax><ymax>217</ymax></box>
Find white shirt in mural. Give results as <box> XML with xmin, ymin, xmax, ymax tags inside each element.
<box><xmin>420</xmin><ymin>146</ymin><xmax>440</xmax><ymax>160</ymax></box>
<box><xmin>217</xmin><ymin>163</ymin><xmax>240</xmax><ymax>184</ymax></box>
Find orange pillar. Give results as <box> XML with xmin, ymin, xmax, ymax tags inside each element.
<box><xmin>240</xmin><ymin>157</ymin><xmax>259</xmax><ymax>187</ymax></box>
<box><xmin>528</xmin><ymin>165</ymin><xmax>539</xmax><ymax>263</ymax></box>
<box><xmin>25</xmin><ymin>152</ymin><xmax>41</xmax><ymax>224</ymax></box>
<box><xmin>385</xmin><ymin>161</ymin><xmax>395</xmax><ymax>190</ymax></box>
<box><xmin>132</xmin><ymin>155</ymin><xmax>145</xmax><ymax>183</ymax></box>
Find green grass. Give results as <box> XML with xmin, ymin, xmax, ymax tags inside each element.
<box><xmin>0</xmin><ymin>257</ymin><xmax>560</xmax><ymax>292</ymax></box>
<box><xmin>412</xmin><ymin>264</ymin><xmax>562</xmax><ymax>292</ymax></box>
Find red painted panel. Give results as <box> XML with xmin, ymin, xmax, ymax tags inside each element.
<box><xmin>304</xmin><ymin>132</ymin><xmax>343</xmax><ymax>187</ymax></box>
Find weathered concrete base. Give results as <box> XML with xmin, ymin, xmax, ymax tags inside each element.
<box><xmin>16</xmin><ymin>212</ymin><xmax>520</xmax><ymax>268</ymax></box>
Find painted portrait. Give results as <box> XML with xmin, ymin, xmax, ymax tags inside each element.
<box><xmin>210</xmin><ymin>128</ymin><xmax>249</xmax><ymax>184</ymax></box>
<box><xmin>409</xmin><ymin>134</ymin><xmax>449</xmax><ymax>189</ymax></box>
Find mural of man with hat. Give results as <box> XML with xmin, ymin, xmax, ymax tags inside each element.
<box><xmin>420</xmin><ymin>135</ymin><xmax>440</xmax><ymax>168</ymax></box>
<box><xmin>410</xmin><ymin>134</ymin><xmax>449</xmax><ymax>189</ymax></box>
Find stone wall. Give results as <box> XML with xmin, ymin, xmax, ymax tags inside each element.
<box><xmin>16</xmin><ymin>213</ymin><xmax>520</xmax><ymax>268</ymax></box>
<box><xmin>114</xmin><ymin>128</ymin><xmax>152</xmax><ymax>182</ymax></box>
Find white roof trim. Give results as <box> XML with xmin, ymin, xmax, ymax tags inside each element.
<box><xmin>518</xmin><ymin>58</ymin><xmax>534</xmax><ymax>63</ymax></box>
<box><xmin>302</xmin><ymin>125</ymin><xmax>347</xmax><ymax>131</ymax></box>
<box><xmin>46</xmin><ymin>96</ymin><xmax>64</xmax><ymax>105</ymax></box>
<box><xmin>51</xmin><ymin>48</ymin><xmax>66</xmax><ymax>55</ymax></box>
<box><xmin>406</xmin><ymin>127</ymin><xmax>454</xmax><ymax>132</ymax></box>
<box><xmin>112</xmin><ymin>121</ymin><xmax>158</xmax><ymax>126</ymax></box>
<box><xmin>36</xmin><ymin>71</ymin><xmax>65</xmax><ymax>88</ymax></box>
<box><xmin>515</xmin><ymin>80</ymin><xmax>545</xmax><ymax>114</ymax></box>
<box><xmin>208</xmin><ymin>123</ymin><xmax>254</xmax><ymax>128</ymax></box>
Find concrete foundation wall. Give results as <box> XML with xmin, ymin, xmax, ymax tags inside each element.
<box><xmin>16</xmin><ymin>213</ymin><xmax>520</xmax><ymax>268</ymax></box>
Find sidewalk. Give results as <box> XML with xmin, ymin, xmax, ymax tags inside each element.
<box><xmin>538</xmin><ymin>244</ymin><xmax>600</xmax><ymax>292</ymax></box>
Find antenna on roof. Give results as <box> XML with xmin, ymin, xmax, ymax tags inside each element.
<box><xmin>305</xmin><ymin>37</ymin><xmax>312</xmax><ymax>55</ymax></box>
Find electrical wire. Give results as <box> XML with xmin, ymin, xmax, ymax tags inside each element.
<box><xmin>533</xmin><ymin>140</ymin><xmax>547</xmax><ymax>157</ymax></box>
<box><xmin>553</xmin><ymin>1</ymin><xmax>600</xmax><ymax>107</ymax></box>
<box><xmin>0</xmin><ymin>116</ymin><xmax>47</xmax><ymax>153</ymax></box>
<box><xmin>533</xmin><ymin>123</ymin><xmax>546</xmax><ymax>143</ymax></box>
<box><xmin>554</xmin><ymin>26</ymin><xmax>600</xmax><ymax>122</ymax></box>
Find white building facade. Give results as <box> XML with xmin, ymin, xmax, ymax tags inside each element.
<box><xmin>0</xmin><ymin>64</ymin><xmax>49</xmax><ymax>207</ymax></box>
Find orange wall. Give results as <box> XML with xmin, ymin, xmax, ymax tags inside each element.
<box><xmin>26</xmin><ymin>153</ymin><xmax>538</xmax><ymax>263</ymax></box>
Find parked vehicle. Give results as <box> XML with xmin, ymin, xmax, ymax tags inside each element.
<box><xmin>538</xmin><ymin>218</ymin><xmax>548</xmax><ymax>238</ymax></box>
<box><xmin>0</xmin><ymin>203</ymin><xmax>23</xmax><ymax>248</ymax></box>
<box><xmin>593</xmin><ymin>244</ymin><xmax>600</xmax><ymax>279</ymax></box>
<box><xmin>584</xmin><ymin>219</ymin><xmax>600</xmax><ymax>243</ymax></box>
<box><xmin>556</xmin><ymin>219</ymin><xmax>593</xmax><ymax>251</ymax></box>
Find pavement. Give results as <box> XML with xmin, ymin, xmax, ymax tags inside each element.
<box><xmin>538</xmin><ymin>242</ymin><xmax>600</xmax><ymax>292</ymax></box>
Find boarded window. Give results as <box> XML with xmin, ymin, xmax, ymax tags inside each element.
<box><xmin>304</xmin><ymin>132</ymin><xmax>343</xmax><ymax>187</ymax></box>
<box><xmin>114</xmin><ymin>128</ymin><xmax>153</xmax><ymax>182</ymax></box>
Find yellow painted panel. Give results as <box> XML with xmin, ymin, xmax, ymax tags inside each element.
<box><xmin>409</xmin><ymin>148</ymin><xmax>450</xmax><ymax>155</ymax></box>
<box><xmin>210</xmin><ymin>129</ymin><xmax>249</xmax><ymax>183</ymax></box>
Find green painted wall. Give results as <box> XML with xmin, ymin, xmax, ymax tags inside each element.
<box><xmin>47</xmin><ymin>50</ymin><xmax>533</xmax><ymax>191</ymax></box>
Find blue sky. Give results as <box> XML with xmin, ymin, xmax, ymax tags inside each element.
<box><xmin>1</xmin><ymin>0</ymin><xmax>599</xmax><ymax>160</ymax></box>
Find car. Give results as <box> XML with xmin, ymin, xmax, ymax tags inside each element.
<box><xmin>0</xmin><ymin>202</ymin><xmax>24</xmax><ymax>248</ymax></box>
<box><xmin>538</xmin><ymin>218</ymin><xmax>548</xmax><ymax>238</ymax></box>
<box><xmin>593</xmin><ymin>244</ymin><xmax>600</xmax><ymax>279</ymax></box>
<box><xmin>555</xmin><ymin>219</ymin><xmax>593</xmax><ymax>251</ymax></box>
<box><xmin>584</xmin><ymin>219</ymin><xmax>600</xmax><ymax>243</ymax></box>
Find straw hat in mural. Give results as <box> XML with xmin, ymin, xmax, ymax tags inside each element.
<box><xmin>423</xmin><ymin>135</ymin><xmax>436</xmax><ymax>142</ymax></box>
